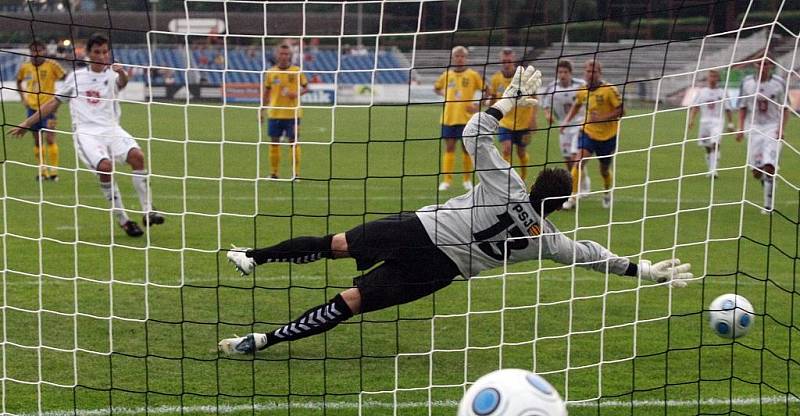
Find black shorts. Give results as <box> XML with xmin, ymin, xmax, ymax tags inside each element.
<box><xmin>345</xmin><ymin>213</ymin><xmax>461</xmax><ymax>313</ymax></box>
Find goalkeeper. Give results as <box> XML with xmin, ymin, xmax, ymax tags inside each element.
<box><xmin>219</xmin><ymin>66</ymin><xmax>694</xmax><ymax>355</ymax></box>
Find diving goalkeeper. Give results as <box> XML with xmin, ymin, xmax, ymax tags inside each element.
<box><xmin>218</xmin><ymin>66</ymin><xmax>694</xmax><ymax>355</ymax></box>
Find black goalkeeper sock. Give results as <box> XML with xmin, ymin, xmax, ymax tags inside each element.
<box><xmin>264</xmin><ymin>294</ymin><xmax>354</xmax><ymax>348</ymax></box>
<box><xmin>246</xmin><ymin>235</ymin><xmax>334</xmax><ymax>265</ymax></box>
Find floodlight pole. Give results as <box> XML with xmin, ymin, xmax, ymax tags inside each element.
<box><xmin>150</xmin><ymin>0</ymin><xmax>159</xmax><ymax>48</ymax></box>
<box><xmin>563</xmin><ymin>0</ymin><xmax>569</xmax><ymax>44</ymax></box>
<box><xmin>357</xmin><ymin>2</ymin><xmax>363</xmax><ymax>47</ymax></box>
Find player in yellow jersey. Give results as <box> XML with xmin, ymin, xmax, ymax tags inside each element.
<box><xmin>434</xmin><ymin>46</ymin><xmax>485</xmax><ymax>191</ymax></box>
<box><xmin>16</xmin><ymin>40</ymin><xmax>66</xmax><ymax>181</ymax></box>
<box><xmin>487</xmin><ymin>48</ymin><xmax>536</xmax><ymax>181</ymax></box>
<box><xmin>561</xmin><ymin>59</ymin><xmax>623</xmax><ymax>209</ymax></box>
<box><xmin>261</xmin><ymin>43</ymin><xmax>308</xmax><ymax>179</ymax></box>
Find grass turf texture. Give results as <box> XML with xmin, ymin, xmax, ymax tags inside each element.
<box><xmin>1</xmin><ymin>101</ymin><xmax>799</xmax><ymax>415</ymax></box>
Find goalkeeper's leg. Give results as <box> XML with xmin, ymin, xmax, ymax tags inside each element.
<box><xmin>219</xmin><ymin>260</ymin><xmax>458</xmax><ymax>354</ymax></box>
<box><xmin>229</xmin><ymin>212</ymin><xmax>427</xmax><ymax>274</ymax></box>
<box><xmin>246</xmin><ymin>234</ymin><xmax>340</xmax><ymax>264</ymax></box>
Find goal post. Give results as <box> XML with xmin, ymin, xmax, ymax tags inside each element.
<box><xmin>0</xmin><ymin>1</ymin><xmax>798</xmax><ymax>415</ymax></box>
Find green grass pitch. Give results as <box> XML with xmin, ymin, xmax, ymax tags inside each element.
<box><xmin>1</xmin><ymin>100</ymin><xmax>798</xmax><ymax>415</ymax></box>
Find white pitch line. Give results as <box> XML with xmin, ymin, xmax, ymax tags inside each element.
<box><xmin>10</xmin><ymin>192</ymin><xmax>798</xmax><ymax>206</ymax></box>
<box><xmin>0</xmin><ymin>272</ymin><xmax>774</xmax><ymax>287</ymax></box>
<box><xmin>14</xmin><ymin>395</ymin><xmax>799</xmax><ymax>416</ymax></box>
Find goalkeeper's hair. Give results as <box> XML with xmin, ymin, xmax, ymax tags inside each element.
<box><xmin>557</xmin><ymin>59</ymin><xmax>573</xmax><ymax>72</ymax></box>
<box><xmin>529</xmin><ymin>168</ymin><xmax>572</xmax><ymax>217</ymax></box>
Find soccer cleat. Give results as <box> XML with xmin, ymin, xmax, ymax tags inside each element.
<box><xmin>218</xmin><ymin>333</ymin><xmax>268</xmax><ymax>355</ymax></box>
<box><xmin>143</xmin><ymin>211</ymin><xmax>165</xmax><ymax>227</ymax></box>
<box><xmin>47</xmin><ymin>175</ymin><xmax>59</xmax><ymax>182</ymax></box>
<box><xmin>227</xmin><ymin>246</ymin><xmax>256</xmax><ymax>276</ymax></box>
<box><xmin>438</xmin><ymin>181</ymin><xmax>451</xmax><ymax>191</ymax></box>
<box><xmin>463</xmin><ymin>181</ymin><xmax>474</xmax><ymax>191</ymax></box>
<box><xmin>35</xmin><ymin>173</ymin><xmax>50</xmax><ymax>182</ymax></box>
<box><xmin>121</xmin><ymin>220</ymin><xmax>144</xmax><ymax>237</ymax></box>
<box><xmin>602</xmin><ymin>192</ymin><xmax>612</xmax><ymax>209</ymax></box>
<box><xmin>561</xmin><ymin>196</ymin><xmax>576</xmax><ymax>210</ymax></box>
<box><xmin>269</xmin><ymin>173</ymin><xmax>279</xmax><ymax>179</ymax></box>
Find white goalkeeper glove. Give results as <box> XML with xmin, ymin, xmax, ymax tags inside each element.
<box><xmin>492</xmin><ymin>65</ymin><xmax>542</xmax><ymax>116</ymax></box>
<box><xmin>638</xmin><ymin>258</ymin><xmax>693</xmax><ymax>288</ymax></box>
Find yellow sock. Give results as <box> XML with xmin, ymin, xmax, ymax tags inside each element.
<box><xmin>292</xmin><ymin>145</ymin><xmax>301</xmax><ymax>177</ymax></box>
<box><xmin>442</xmin><ymin>151</ymin><xmax>455</xmax><ymax>183</ymax></box>
<box><xmin>269</xmin><ymin>144</ymin><xmax>281</xmax><ymax>177</ymax></box>
<box><xmin>462</xmin><ymin>152</ymin><xmax>473</xmax><ymax>182</ymax></box>
<box><xmin>502</xmin><ymin>152</ymin><xmax>512</xmax><ymax>164</ymax></box>
<box><xmin>602</xmin><ymin>169</ymin><xmax>613</xmax><ymax>190</ymax></box>
<box><xmin>570</xmin><ymin>165</ymin><xmax>580</xmax><ymax>194</ymax></box>
<box><xmin>46</xmin><ymin>143</ymin><xmax>59</xmax><ymax>176</ymax></box>
<box><xmin>34</xmin><ymin>145</ymin><xmax>47</xmax><ymax>177</ymax></box>
<box><xmin>518</xmin><ymin>151</ymin><xmax>529</xmax><ymax>181</ymax></box>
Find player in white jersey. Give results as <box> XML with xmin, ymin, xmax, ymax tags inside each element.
<box><xmin>735</xmin><ymin>59</ymin><xmax>789</xmax><ymax>213</ymax></box>
<box><xmin>542</xmin><ymin>60</ymin><xmax>590</xmax><ymax>194</ymax></box>
<box><xmin>687</xmin><ymin>70</ymin><xmax>733</xmax><ymax>177</ymax></box>
<box><xmin>217</xmin><ymin>66</ymin><xmax>693</xmax><ymax>355</ymax></box>
<box><xmin>10</xmin><ymin>33</ymin><xmax>164</xmax><ymax>237</ymax></box>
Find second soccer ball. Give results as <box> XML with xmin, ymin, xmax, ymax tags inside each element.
<box><xmin>708</xmin><ymin>293</ymin><xmax>755</xmax><ymax>339</ymax></box>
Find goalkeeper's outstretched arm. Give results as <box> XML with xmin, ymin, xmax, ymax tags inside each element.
<box><xmin>546</xmin><ymin>229</ymin><xmax>693</xmax><ymax>288</ymax></box>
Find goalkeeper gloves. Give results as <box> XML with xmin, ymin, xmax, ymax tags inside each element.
<box><xmin>638</xmin><ymin>259</ymin><xmax>693</xmax><ymax>288</ymax></box>
<box><xmin>492</xmin><ymin>65</ymin><xmax>542</xmax><ymax>116</ymax></box>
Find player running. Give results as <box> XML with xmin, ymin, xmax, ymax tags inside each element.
<box><xmin>687</xmin><ymin>69</ymin><xmax>733</xmax><ymax>178</ymax></box>
<box><xmin>262</xmin><ymin>42</ymin><xmax>309</xmax><ymax>179</ymax></box>
<box><xmin>541</xmin><ymin>59</ymin><xmax>589</xmax><ymax>194</ymax></box>
<box><xmin>218</xmin><ymin>66</ymin><xmax>693</xmax><ymax>355</ymax></box>
<box><xmin>435</xmin><ymin>46</ymin><xmax>485</xmax><ymax>191</ymax></box>
<box><xmin>561</xmin><ymin>59</ymin><xmax>623</xmax><ymax>210</ymax></box>
<box><xmin>487</xmin><ymin>48</ymin><xmax>536</xmax><ymax>181</ymax></box>
<box><xmin>16</xmin><ymin>40</ymin><xmax>66</xmax><ymax>181</ymax></box>
<box><xmin>10</xmin><ymin>33</ymin><xmax>164</xmax><ymax>237</ymax></box>
<box><xmin>736</xmin><ymin>58</ymin><xmax>788</xmax><ymax>213</ymax></box>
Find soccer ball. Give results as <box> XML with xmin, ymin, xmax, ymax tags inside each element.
<box><xmin>708</xmin><ymin>293</ymin><xmax>755</xmax><ymax>339</ymax></box>
<box><xmin>457</xmin><ymin>369</ymin><xmax>567</xmax><ymax>416</ymax></box>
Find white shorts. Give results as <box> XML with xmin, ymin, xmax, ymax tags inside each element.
<box><xmin>74</xmin><ymin>125</ymin><xmax>140</xmax><ymax>170</ymax></box>
<box><xmin>747</xmin><ymin>125</ymin><xmax>781</xmax><ymax>168</ymax></box>
<box><xmin>559</xmin><ymin>126</ymin><xmax>580</xmax><ymax>158</ymax></box>
<box><xmin>697</xmin><ymin>123</ymin><xmax>723</xmax><ymax>147</ymax></box>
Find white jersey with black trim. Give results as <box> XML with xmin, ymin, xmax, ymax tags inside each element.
<box><xmin>56</xmin><ymin>66</ymin><xmax>122</xmax><ymax>131</ymax></box>
<box><xmin>542</xmin><ymin>79</ymin><xmax>586</xmax><ymax>124</ymax></box>
<box><xmin>739</xmin><ymin>74</ymin><xmax>785</xmax><ymax>127</ymax></box>
<box><xmin>415</xmin><ymin>112</ymin><xmax>631</xmax><ymax>278</ymax></box>
<box><xmin>693</xmin><ymin>86</ymin><xmax>728</xmax><ymax>128</ymax></box>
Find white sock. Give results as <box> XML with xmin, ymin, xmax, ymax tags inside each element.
<box><xmin>763</xmin><ymin>176</ymin><xmax>774</xmax><ymax>210</ymax></box>
<box><xmin>708</xmin><ymin>149</ymin><xmax>718</xmax><ymax>173</ymax></box>
<box><xmin>581</xmin><ymin>171</ymin><xmax>591</xmax><ymax>194</ymax></box>
<box><xmin>131</xmin><ymin>169</ymin><xmax>152</xmax><ymax>213</ymax></box>
<box><xmin>99</xmin><ymin>181</ymin><xmax>129</xmax><ymax>225</ymax></box>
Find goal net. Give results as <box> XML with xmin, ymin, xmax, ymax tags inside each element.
<box><xmin>1</xmin><ymin>0</ymin><xmax>798</xmax><ymax>415</ymax></box>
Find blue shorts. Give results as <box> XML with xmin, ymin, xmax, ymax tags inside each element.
<box><xmin>268</xmin><ymin>119</ymin><xmax>298</xmax><ymax>141</ymax></box>
<box><xmin>498</xmin><ymin>127</ymin><xmax>529</xmax><ymax>147</ymax></box>
<box><xmin>578</xmin><ymin>131</ymin><xmax>616</xmax><ymax>165</ymax></box>
<box><xmin>27</xmin><ymin>107</ymin><xmax>56</xmax><ymax>132</ymax></box>
<box><xmin>441</xmin><ymin>124</ymin><xmax>466</xmax><ymax>139</ymax></box>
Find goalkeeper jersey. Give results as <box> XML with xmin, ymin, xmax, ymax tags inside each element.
<box><xmin>415</xmin><ymin>112</ymin><xmax>631</xmax><ymax>278</ymax></box>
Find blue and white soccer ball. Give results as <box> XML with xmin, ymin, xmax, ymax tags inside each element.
<box><xmin>708</xmin><ymin>293</ymin><xmax>755</xmax><ymax>339</ymax></box>
<box><xmin>457</xmin><ymin>369</ymin><xmax>567</xmax><ymax>416</ymax></box>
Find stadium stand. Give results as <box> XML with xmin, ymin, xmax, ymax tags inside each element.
<box><xmin>0</xmin><ymin>46</ymin><xmax>410</xmax><ymax>86</ymax></box>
